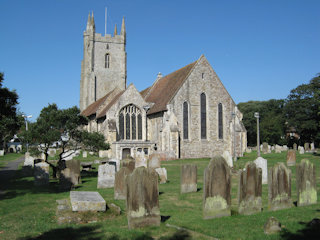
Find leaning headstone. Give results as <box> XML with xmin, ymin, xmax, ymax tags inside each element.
<box><xmin>203</xmin><ymin>156</ymin><xmax>231</xmax><ymax>219</ymax></box>
<box><xmin>222</xmin><ymin>151</ymin><xmax>233</xmax><ymax>167</ymax></box>
<box><xmin>238</xmin><ymin>162</ymin><xmax>262</xmax><ymax>215</ymax></box>
<box><xmin>304</xmin><ymin>143</ymin><xmax>310</xmax><ymax>152</ymax></box>
<box><xmin>82</xmin><ymin>151</ymin><xmax>87</xmax><ymax>158</ymax></box>
<box><xmin>268</xmin><ymin>163</ymin><xmax>292</xmax><ymax>211</ymax></box>
<box><xmin>181</xmin><ymin>164</ymin><xmax>197</xmax><ymax>193</ymax></box>
<box><xmin>114</xmin><ymin>167</ymin><xmax>132</xmax><ymax>200</ymax></box>
<box><xmin>60</xmin><ymin>159</ymin><xmax>81</xmax><ymax>189</ymax></box>
<box><xmin>293</xmin><ymin>143</ymin><xmax>297</xmax><ymax>151</ymax></box>
<box><xmin>155</xmin><ymin>167</ymin><xmax>167</xmax><ymax>184</ymax></box>
<box><xmin>135</xmin><ymin>151</ymin><xmax>147</xmax><ymax>168</ymax></box>
<box><xmin>262</xmin><ymin>142</ymin><xmax>268</xmax><ymax>154</ymax></box>
<box><xmin>296</xmin><ymin>159</ymin><xmax>317</xmax><ymax>206</ymax></box>
<box><xmin>264</xmin><ymin>217</ymin><xmax>282</xmax><ymax>234</ymax></box>
<box><xmin>126</xmin><ymin>167</ymin><xmax>160</xmax><ymax>229</ymax></box>
<box><xmin>121</xmin><ymin>157</ymin><xmax>135</xmax><ymax>172</ymax></box>
<box><xmin>254</xmin><ymin>157</ymin><xmax>268</xmax><ymax>184</ymax></box>
<box><xmin>34</xmin><ymin>162</ymin><xmax>50</xmax><ymax>186</ymax></box>
<box><xmin>286</xmin><ymin>150</ymin><xmax>296</xmax><ymax>166</ymax></box>
<box><xmin>148</xmin><ymin>153</ymin><xmax>161</xmax><ymax>169</ymax></box>
<box><xmin>70</xmin><ymin>191</ymin><xmax>106</xmax><ymax>212</ymax></box>
<box><xmin>97</xmin><ymin>164</ymin><xmax>115</xmax><ymax>188</ymax></box>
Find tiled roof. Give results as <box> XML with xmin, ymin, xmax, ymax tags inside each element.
<box><xmin>97</xmin><ymin>90</ymin><xmax>125</xmax><ymax>119</ymax></box>
<box><xmin>144</xmin><ymin>61</ymin><xmax>197</xmax><ymax>115</ymax></box>
<box><xmin>81</xmin><ymin>91</ymin><xmax>113</xmax><ymax>117</ymax></box>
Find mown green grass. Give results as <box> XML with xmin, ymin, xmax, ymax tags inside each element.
<box><xmin>0</xmin><ymin>151</ymin><xmax>320</xmax><ymax>239</ymax></box>
<box><xmin>0</xmin><ymin>153</ymin><xmax>23</xmax><ymax>169</ymax></box>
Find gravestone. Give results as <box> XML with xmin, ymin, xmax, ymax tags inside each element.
<box><xmin>60</xmin><ymin>159</ymin><xmax>81</xmax><ymax>189</ymax></box>
<box><xmin>114</xmin><ymin>167</ymin><xmax>132</xmax><ymax>200</ymax></box>
<box><xmin>24</xmin><ymin>152</ymin><xmax>34</xmax><ymax>167</ymax></box>
<box><xmin>304</xmin><ymin>143</ymin><xmax>310</xmax><ymax>152</ymax></box>
<box><xmin>238</xmin><ymin>162</ymin><xmax>262</xmax><ymax>215</ymax></box>
<box><xmin>203</xmin><ymin>156</ymin><xmax>231</xmax><ymax>219</ymax></box>
<box><xmin>109</xmin><ymin>158</ymin><xmax>120</xmax><ymax>172</ymax></box>
<box><xmin>286</xmin><ymin>150</ymin><xmax>296</xmax><ymax>166</ymax></box>
<box><xmin>0</xmin><ymin>150</ymin><xmax>4</xmax><ymax>156</ymax></box>
<box><xmin>82</xmin><ymin>151</ymin><xmax>87</xmax><ymax>158</ymax></box>
<box><xmin>148</xmin><ymin>153</ymin><xmax>161</xmax><ymax>169</ymax></box>
<box><xmin>275</xmin><ymin>145</ymin><xmax>282</xmax><ymax>153</ymax></box>
<box><xmin>246</xmin><ymin>148</ymin><xmax>252</xmax><ymax>153</ymax></box>
<box><xmin>126</xmin><ymin>167</ymin><xmax>160</xmax><ymax>229</ymax></box>
<box><xmin>298</xmin><ymin>146</ymin><xmax>305</xmax><ymax>154</ymax></box>
<box><xmin>181</xmin><ymin>164</ymin><xmax>197</xmax><ymax>193</ymax></box>
<box><xmin>222</xmin><ymin>151</ymin><xmax>233</xmax><ymax>167</ymax></box>
<box><xmin>268</xmin><ymin>163</ymin><xmax>292</xmax><ymax>211</ymax></box>
<box><xmin>97</xmin><ymin>164</ymin><xmax>115</xmax><ymax>188</ymax></box>
<box><xmin>264</xmin><ymin>217</ymin><xmax>282</xmax><ymax>234</ymax></box>
<box><xmin>155</xmin><ymin>167</ymin><xmax>167</xmax><ymax>184</ymax></box>
<box><xmin>34</xmin><ymin>162</ymin><xmax>50</xmax><ymax>186</ymax></box>
<box><xmin>293</xmin><ymin>143</ymin><xmax>297</xmax><ymax>151</ymax></box>
<box><xmin>310</xmin><ymin>143</ymin><xmax>315</xmax><ymax>151</ymax></box>
<box><xmin>70</xmin><ymin>191</ymin><xmax>106</xmax><ymax>212</ymax></box>
<box><xmin>135</xmin><ymin>151</ymin><xmax>147</xmax><ymax>168</ymax></box>
<box><xmin>262</xmin><ymin>142</ymin><xmax>268</xmax><ymax>154</ymax></box>
<box><xmin>254</xmin><ymin>157</ymin><xmax>268</xmax><ymax>184</ymax></box>
<box><xmin>121</xmin><ymin>157</ymin><xmax>135</xmax><ymax>172</ymax></box>
<box><xmin>296</xmin><ymin>159</ymin><xmax>317</xmax><ymax>206</ymax></box>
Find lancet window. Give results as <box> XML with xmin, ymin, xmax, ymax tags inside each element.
<box><xmin>218</xmin><ymin>103</ymin><xmax>223</xmax><ymax>139</ymax></box>
<box><xmin>105</xmin><ymin>53</ymin><xmax>110</xmax><ymax>68</ymax></box>
<box><xmin>183</xmin><ymin>101</ymin><xmax>189</xmax><ymax>139</ymax></box>
<box><xmin>200</xmin><ymin>93</ymin><xmax>207</xmax><ymax>139</ymax></box>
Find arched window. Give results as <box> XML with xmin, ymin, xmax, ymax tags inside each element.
<box><xmin>200</xmin><ymin>93</ymin><xmax>206</xmax><ymax>139</ymax></box>
<box><xmin>119</xmin><ymin>104</ymin><xmax>142</xmax><ymax>140</ymax></box>
<box><xmin>105</xmin><ymin>53</ymin><xmax>110</xmax><ymax>68</ymax></box>
<box><xmin>218</xmin><ymin>103</ymin><xmax>223</xmax><ymax>139</ymax></box>
<box><xmin>183</xmin><ymin>101</ymin><xmax>189</xmax><ymax>139</ymax></box>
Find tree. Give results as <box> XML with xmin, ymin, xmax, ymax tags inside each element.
<box><xmin>284</xmin><ymin>74</ymin><xmax>320</xmax><ymax>146</ymax></box>
<box><xmin>82</xmin><ymin>131</ymin><xmax>110</xmax><ymax>153</ymax></box>
<box><xmin>0</xmin><ymin>72</ymin><xmax>22</xmax><ymax>151</ymax></box>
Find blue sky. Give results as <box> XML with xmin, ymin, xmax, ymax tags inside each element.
<box><xmin>1</xmin><ymin>0</ymin><xmax>319</xmax><ymax>120</ymax></box>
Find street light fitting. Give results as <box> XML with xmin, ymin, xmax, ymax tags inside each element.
<box><xmin>254</xmin><ymin>112</ymin><xmax>259</xmax><ymax>118</ymax></box>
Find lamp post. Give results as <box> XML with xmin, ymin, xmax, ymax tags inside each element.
<box><xmin>231</xmin><ymin>112</ymin><xmax>236</xmax><ymax>162</ymax></box>
<box><xmin>254</xmin><ymin>112</ymin><xmax>260</xmax><ymax>157</ymax></box>
<box><xmin>22</xmin><ymin>114</ymin><xmax>32</xmax><ymax>152</ymax></box>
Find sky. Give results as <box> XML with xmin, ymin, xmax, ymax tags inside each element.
<box><xmin>1</xmin><ymin>0</ymin><xmax>319</xmax><ymax>121</ymax></box>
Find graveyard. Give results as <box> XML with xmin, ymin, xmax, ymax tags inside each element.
<box><xmin>0</xmin><ymin>150</ymin><xmax>319</xmax><ymax>240</ymax></box>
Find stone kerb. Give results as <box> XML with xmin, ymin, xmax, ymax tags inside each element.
<box><xmin>296</xmin><ymin>159</ymin><xmax>317</xmax><ymax>206</ymax></box>
<box><xmin>114</xmin><ymin>167</ymin><xmax>132</xmax><ymax>200</ymax></box>
<box><xmin>203</xmin><ymin>156</ymin><xmax>231</xmax><ymax>219</ymax></box>
<box><xmin>126</xmin><ymin>167</ymin><xmax>160</xmax><ymax>229</ymax></box>
<box><xmin>238</xmin><ymin>162</ymin><xmax>262</xmax><ymax>215</ymax></box>
<box><xmin>97</xmin><ymin>164</ymin><xmax>115</xmax><ymax>188</ymax></box>
<box><xmin>70</xmin><ymin>191</ymin><xmax>106</xmax><ymax>212</ymax></box>
<box><xmin>254</xmin><ymin>157</ymin><xmax>268</xmax><ymax>184</ymax></box>
<box><xmin>268</xmin><ymin>163</ymin><xmax>292</xmax><ymax>211</ymax></box>
<box><xmin>181</xmin><ymin>164</ymin><xmax>197</xmax><ymax>193</ymax></box>
<box><xmin>34</xmin><ymin>162</ymin><xmax>50</xmax><ymax>186</ymax></box>
<box><xmin>286</xmin><ymin>150</ymin><xmax>296</xmax><ymax>166</ymax></box>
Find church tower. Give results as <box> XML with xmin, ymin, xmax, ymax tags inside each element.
<box><xmin>80</xmin><ymin>13</ymin><xmax>127</xmax><ymax>111</ymax></box>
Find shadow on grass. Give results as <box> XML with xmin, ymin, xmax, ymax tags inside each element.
<box><xmin>280</xmin><ymin>219</ymin><xmax>320</xmax><ymax>240</ymax></box>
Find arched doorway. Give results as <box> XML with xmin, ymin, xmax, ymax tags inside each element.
<box><xmin>122</xmin><ymin>148</ymin><xmax>131</xmax><ymax>159</ymax></box>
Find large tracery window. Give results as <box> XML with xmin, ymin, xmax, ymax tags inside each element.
<box><xmin>119</xmin><ymin>104</ymin><xmax>142</xmax><ymax>140</ymax></box>
<box><xmin>200</xmin><ymin>93</ymin><xmax>207</xmax><ymax>139</ymax></box>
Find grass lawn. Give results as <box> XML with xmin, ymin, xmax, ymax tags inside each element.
<box><xmin>0</xmin><ymin>151</ymin><xmax>320</xmax><ymax>239</ymax></box>
<box><xmin>0</xmin><ymin>153</ymin><xmax>23</xmax><ymax>169</ymax></box>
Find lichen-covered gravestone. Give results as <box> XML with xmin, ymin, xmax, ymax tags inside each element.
<box><xmin>203</xmin><ymin>156</ymin><xmax>231</xmax><ymax>219</ymax></box>
<box><xmin>126</xmin><ymin>167</ymin><xmax>160</xmax><ymax>229</ymax></box>
<box><xmin>296</xmin><ymin>159</ymin><xmax>317</xmax><ymax>206</ymax></box>
<box><xmin>97</xmin><ymin>164</ymin><xmax>115</xmax><ymax>188</ymax></box>
<box><xmin>254</xmin><ymin>157</ymin><xmax>268</xmax><ymax>184</ymax></box>
<box><xmin>238</xmin><ymin>162</ymin><xmax>262</xmax><ymax>215</ymax></box>
<box><xmin>286</xmin><ymin>150</ymin><xmax>296</xmax><ymax>166</ymax></box>
<box><xmin>304</xmin><ymin>142</ymin><xmax>310</xmax><ymax>152</ymax></box>
<box><xmin>181</xmin><ymin>164</ymin><xmax>197</xmax><ymax>193</ymax></box>
<box><xmin>114</xmin><ymin>167</ymin><xmax>132</xmax><ymax>200</ymax></box>
<box><xmin>268</xmin><ymin>163</ymin><xmax>292</xmax><ymax>211</ymax></box>
<box><xmin>262</xmin><ymin>142</ymin><xmax>269</xmax><ymax>154</ymax></box>
<box><xmin>34</xmin><ymin>162</ymin><xmax>50</xmax><ymax>186</ymax></box>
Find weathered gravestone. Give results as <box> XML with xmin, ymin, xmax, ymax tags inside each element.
<box><xmin>296</xmin><ymin>159</ymin><xmax>317</xmax><ymax>206</ymax></box>
<box><xmin>238</xmin><ymin>162</ymin><xmax>262</xmax><ymax>215</ymax></box>
<box><xmin>109</xmin><ymin>158</ymin><xmax>120</xmax><ymax>172</ymax></box>
<box><xmin>70</xmin><ymin>191</ymin><xmax>106</xmax><ymax>212</ymax></box>
<box><xmin>82</xmin><ymin>151</ymin><xmax>87</xmax><ymax>158</ymax></box>
<box><xmin>121</xmin><ymin>156</ymin><xmax>135</xmax><ymax>172</ymax></box>
<box><xmin>262</xmin><ymin>142</ymin><xmax>269</xmax><ymax>154</ymax></box>
<box><xmin>24</xmin><ymin>152</ymin><xmax>34</xmax><ymax>167</ymax></box>
<box><xmin>293</xmin><ymin>143</ymin><xmax>297</xmax><ymax>151</ymax></box>
<box><xmin>148</xmin><ymin>153</ymin><xmax>161</xmax><ymax>169</ymax></box>
<box><xmin>60</xmin><ymin>159</ymin><xmax>81</xmax><ymax>190</ymax></box>
<box><xmin>155</xmin><ymin>167</ymin><xmax>167</xmax><ymax>184</ymax></box>
<box><xmin>135</xmin><ymin>151</ymin><xmax>147</xmax><ymax>168</ymax></box>
<box><xmin>268</xmin><ymin>163</ymin><xmax>292</xmax><ymax>211</ymax></box>
<box><xmin>126</xmin><ymin>167</ymin><xmax>160</xmax><ymax>229</ymax></box>
<box><xmin>222</xmin><ymin>151</ymin><xmax>233</xmax><ymax>167</ymax></box>
<box><xmin>254</xmin><ymin>157</ymin><xmax>268</xmax><ymax>184</ymax></box>
<box><xmin>286</xmin><ymin>150</ymin><xmax>296</xmax><ymax>166</ymax></box>
<box><xmin>264</xmin><ymin>217</ymin><xmax>282</xmax><ymax>235</ymax></box>
<box><xmin>203</xmin><ymin>156</ymin><xmax>231</xmax><ymax>219</ymax></box>
<box><xmin>310</xmin><ymin>143</ymin><xmax>315</xmax><ymax>151</ymax></box>
<box><xmin>114</xmin><ymin>167</ymin><xmax>132</xmax><ymax>200</ymax></box>
<box><xmin>181</xmin><ymin>164</ymin><xmax>197</xmax><ymax>193</ymax></box>
<box><xmin>275</xmin><ymin>145</ymin><xmax>282</xmax><ymax>153</ymax></box>
<box><xmin>97</xmin><ymin>164</ymin><xmax>115</xmax><ymax>188</ymax></box>
<box><xmin>34</xmin><ymin>162</ymin><xmax>50</xmax><ymax>186</ymax></box>
<box><xmin>304</xmin><ymin>143</ymin><xmax>310</xmax><ymax>152</ymax></box>
<box><xmin>299</xmin><ymin>146</ymin><xmax>305</xmax><ymax>154</ymax></box>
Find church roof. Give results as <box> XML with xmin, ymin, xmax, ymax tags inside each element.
<box><xmin>143</xmin><ymin>60</ymin><xmax>197</xmax><ymax>115</ymax></box>
<box><xmin>81</xmin><ymin>91</ymin><xmax>113</xmax><ymax>117</ymax></box>
<box><xmin>96</xmin><ymin>90</ymin><xmax>125</xmax><ymax>119</ymax></box>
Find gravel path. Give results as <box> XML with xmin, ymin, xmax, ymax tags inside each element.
<box><xmin>0</xmin><ymin>156</ymin><xmax>25</xmax><ymax>193</ymax></box>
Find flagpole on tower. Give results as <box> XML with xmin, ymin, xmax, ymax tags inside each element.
<box><xmin>105</xmin><ymin>7</ymin><xmax>107</xmax><ymax>35</ymax></box>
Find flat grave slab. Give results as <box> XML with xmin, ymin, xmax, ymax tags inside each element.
<box><xmin>70</xmin><ymin>191</ymin><xmax>106</xmax><ymax>212</ymax></box>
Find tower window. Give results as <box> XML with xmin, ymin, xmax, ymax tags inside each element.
<box><xmin>105</xmin><ymin>53</ymin><xmax>110</xmax><ymax>68</ymax></box>
<box><xmin>183</xmin><ymin>101</ymin><xmax>189</xmax><ymax>140</ymax></box>
<box><xmin>119</xmin><ymin>104</ymin><xmax>142</xmax><ymax>140</ymax></box>
<box><xmin>218</xmin><ymin>103</ymin><xmax>223</xmax><ymax>139</ymax></box>
<box><xmin>200</xmin><ymin>93</ymin><xmax>207</xmax><ymax>139</ymax></box>
<box><xmin>202</xmin><ymin>73</ymin><xmax>204</xmax><ymax>79</ymax></box>
<box><xmin>106</xmin><ymin>44</ymin><xmax>109</xmax><ymax>49</ymax></box>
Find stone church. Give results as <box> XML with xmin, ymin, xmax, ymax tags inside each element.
<box><xmin>80</xmin><ymin>13</ymin><xmax>247</xmax><ymax>160</ymax></box>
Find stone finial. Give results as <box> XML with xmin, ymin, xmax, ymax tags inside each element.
<box><xmin>121</xmin><ymin>17</ymin><xmax>126</xmax><ymax>38</ymax></box>
<box><xmin>157</xmin><ymin>72</ymin><xmax>163</xmax><ymax>80</ymax></box>
<box><xmin>114</xmin><ymin>24</ymin><xmax>118</xmax><ymax>36</ymax></box>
